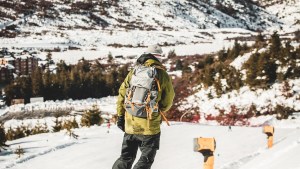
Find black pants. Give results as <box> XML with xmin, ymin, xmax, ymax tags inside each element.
<box><xmin>112</xmin><ymin>133</ymin><xmax>160</xmax><ymax>169</ymax></box>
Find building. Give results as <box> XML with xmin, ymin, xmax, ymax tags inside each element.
<box><xmin>0</xmin><ymin>55</ymin><xmax>15</xmax><ymax>82</ymax></box>
<box><xmin>14</xmin><ymin>53</ymin><xmax>39</xmax><ymax>76</ymax></box>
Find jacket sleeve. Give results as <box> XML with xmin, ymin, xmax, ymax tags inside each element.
<box><xmin>116</xmin><ymin>70</ymin><xmax>133</xmax><ymax>116</ymax></box>
<box><xmin>159</xmin><ymin>71</ymin><xmax>175</xmax><ymax>112</ymax></box>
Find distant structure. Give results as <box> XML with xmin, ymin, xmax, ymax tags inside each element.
<box><xmin>0</xmin><ymin>55</ymin><xmax>15</xmax><ymax>83</ymax></box>
<box><xmin>14</xmin><ymin>52</ymin><xmax>39</xmax><ymax>76</ymax></box>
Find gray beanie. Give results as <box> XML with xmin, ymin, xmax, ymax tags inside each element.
<box><xmin>145</xmin><ymin>45</ymin><xmax>163</xmax><ymax>55</ymax></box>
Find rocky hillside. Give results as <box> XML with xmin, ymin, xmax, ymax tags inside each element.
<box><xmin>0</xmin><ymin>0</ymin><xmax>298</xmax><ymax>39</ymax></box>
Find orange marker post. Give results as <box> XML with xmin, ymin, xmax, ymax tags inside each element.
<box><xmin>194</xmin><ymin>137</ymin><xmax>216</xmax><ymax>169</ymax></box>
<box><xmin>263</xmin><ymin>126</ymin><xmax>274</xmax><ymax>148</ymax></box>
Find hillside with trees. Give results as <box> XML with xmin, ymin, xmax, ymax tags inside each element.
<box><xmin>167</xmin><ymin>31</ymin><xmax>300</xmax><ymax>122</ymax></box>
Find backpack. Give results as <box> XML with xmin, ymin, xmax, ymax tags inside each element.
<box><xmin>124</xmin><ymin>65</ymin><xmax>160</xmax><ymax>119</ymax></box>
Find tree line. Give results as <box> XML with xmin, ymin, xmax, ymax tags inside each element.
<box><xmin>197</xmin><ymin>31</ymin><xmax>300</xmax><ymax>94</ymax></box>
<box><xmin>166</xmin><ymin>31</ymin><xmax>300</xmax><ymax>121</ymax></box>
<box><xmin>4</xmin><ymin>59</ymin><xmax>129</xmax><ymax>105</ymax></box>
<box><xmin>0</xmin><ymin>105</ymin><xmax>104</xmax><ymax>152</ymax></box>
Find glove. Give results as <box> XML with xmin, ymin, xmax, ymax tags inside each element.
<box><xmin>117</xmin><ymin>115</ymin><xmax>125</xmax><ymax>132</ymax></box>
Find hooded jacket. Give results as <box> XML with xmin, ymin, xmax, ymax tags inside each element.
<box><xmin>116</xmin><ymin>54</ymin><xmax>175</xmax><ymax>135</ymax></box>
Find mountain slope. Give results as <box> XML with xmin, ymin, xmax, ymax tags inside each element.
<box><xmin>0</xmin><ymin>0</ymin><xmax>283</xmax><ymax>31</ymax></box>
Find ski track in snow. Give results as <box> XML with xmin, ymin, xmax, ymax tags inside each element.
<box><xmin>220</xmin><ymin>129</ymin><xmax>298</xmax><ymax>169</ymax></box>
<box><xmin>2</xmin><ymin>142</ymin><xmax>78</xmax><ymax>169</ymax></box>
<box><xmin>220</xmin><ymin>151</ymin><xmax>261</xmax><ymax>169</ymax></box>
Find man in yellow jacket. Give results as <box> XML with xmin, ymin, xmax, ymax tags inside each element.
<box><xmin>112</xmin><ymin>45</ymin><xmax>175</xmax><ymax>169</ymax></box>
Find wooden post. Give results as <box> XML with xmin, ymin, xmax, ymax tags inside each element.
<box><xmin>204</xmin><ymin>155</ymin><xmax>214</xmax><ymax>169</ymax></box>
<box><xmin>194</xmin><ymin>137</ymin><xmax>216</xmax><ymax>169</ymax></box>
<box><xmin>267</xmin><ymin>135</ymin><xmax>273</xmax><ymax>148</ymax></box>
<box><xmin>263</xmin><ymin>126</ymin><xmax>274</xmax><ymax>149</ymax></box>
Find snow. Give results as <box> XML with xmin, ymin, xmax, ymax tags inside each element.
<box><xmin>0</xmin><ymin>1</ymin><xmax>300</xmax><ymax>168</ymax></box>
<box><xmin>2</xmin><ymin>97</ymin><xmax>117</xmax><ymax>117</ymax></box>
<box><xmin>1</xmin><ymin>28</ymin><xmax>253</xmax><ymax>65</ymax></box>
<box><xmin>179</xmin><ymin>79</ymin><xmax>300</xmax><ymax>116</ymax></box>
<box><xmin>1</xmin><ymin>120</ymin><xmax>300</xmax><ymax>169</ymax></box>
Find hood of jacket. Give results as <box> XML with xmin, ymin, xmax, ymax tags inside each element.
<box><xmin>136</xmin><ymin>54</ymin><xmax>166</xmax><ymax>70</ymax></box>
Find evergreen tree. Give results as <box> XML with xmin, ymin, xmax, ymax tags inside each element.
<box><xmin>46</xmin><ymin>52</ymin><xmax>52</xmax><ymax>64</ymax></box>
<box><xmin>264</xmin><ymin>60</ymin><xmax>277</xmax><ymax>85</ymax></box>
<box><xmin>168</xmin><ymin>50</ymin><xmax>177</xmax><ymax>59</ymax></box>
<box><xmin>228</xmin><ymin>40</ymin><xmax>241</xmax><ymax>60</ymax></box>
<box><xmin>80</xmin><ymin>105</ymin><xmax>102</xmax><ymax>127</ymax></box>
<box><xmin>42</xmin><ymin>70</ymin><xmax>51</xmax><ymax>100</ymax></box>
<box><xmin>281</xmin><ymin>81</ymin><xmax>293</xmax><ymax>98</ymax></box>
<box><xmin>14</xmin><ymin>126</ymin><xmax>25</xmax><ymax>139</ymax></box>
<box><xmin>6</xmin><ymin>127</ymin><xmax>14</xmax><ymax>141</ymax></box>
<box><xmin>244</xmin><ymin>53</ymin><xmax>259</xmax><ymax>87</ymax></box>
<box><xmin>0</xmin><ymin>124</ymin><xmax>8</xmax><ymax>152</ymax></box>
<box><xmin>254</xmin><ymin>32</ymin><xmax>265</xmax><ymax>48</ymax></box>
<box><xmin>31</xmin><ymin>67</ymin><xmax>44</xmax><ymax>97</ymax></box>
<box><xmin>71</xmin><ymin>117</ymin><xmax>79</xmax><ymax>129</ymax></box>
<box><xmin>294</xmin><ymin>29</ymin><xmax>300</xmax><ymax>42</ymax></box>
<box><xmin>182</xmin><ymin>61</ymin><xmax>192</xmax><ymax>73</ymax></box>
<box><xmin>175</xmin><ymin>60</ymin><xmax>183</xmax><ymax>70</ymax></box>
<box><xmin>62</xmin><ymin>120</ymin><xmax>79</xmax><ymax>139</ymax></box>
<box><xmin>226</xmin><ymin>67</ymin><xmax>243</xmax><ymax>91</ymax></box>
<box><xmin>202</xmin><ymin>66</ymin><xmax>215</xmax><ymax>87</ymax></box>
<box><xmin>14</xmin><ymin>146</ymin><xmax>25</xmax><ymax>158</ymax></box>
<box><xmin>217</xmin><ymin>48</ymin><xmax>227</xmax><ymax>62</ymax></box>
<box><xmin>197</xmin><ymin>60</ymin><xmax>205</xmax><ymax>69</ymax></box>
<box><xmin>269</xmin><ymin>31</ymin><xmax>281</xmax><ymax>58</ymax></box>
<box><xmin>204</xmin><ymin>56</ymin><xmax>214</xmax><ymax>65</ymax></box>
<box><xmin>108</xmin><ymin>52</ymin><xmax>113</xmax><ymax>63</ymax></box>
<box><xmin>52</xmin><ymin>117</ymin><xmax>62</xmax><ymax>132</ymax></box>
<box><xmin>213</xmin><ymin>77</ymin><xmax>223</xmax><ymax>97</ymax></box>
<box><xmin>106</xmin><ymin>68</ymin><xmax>119</xmax><ymax>95</ymax></box>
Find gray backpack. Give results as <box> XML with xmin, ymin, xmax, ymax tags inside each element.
<box><xmin>124</xmin><ymin>65</ymin><xmax>159</xmax><ymax>118</ymax></box>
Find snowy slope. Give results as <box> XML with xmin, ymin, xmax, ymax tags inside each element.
<box><xmin>1</xmin><ymin>120</ymin><xmax>300</xmax><ymax>169</ymax></box>
<box><xmin>0</xmin><ymin>0</ymin><xmax>290</xmax><ymax>53</ymax></box>
<box><xmin>179</xmin><ymin>78</ymin><xmax>300</xmax><ymax>118</ymax></box>
<box><xmin>0</xmin><ymin>0</ymin><xmax>283</xmax><ymax>31</ymax></box>
<box><xmin>264</xmin><ymin>0</ymin><xmax>300</xmax><ymax>31</ymax></box>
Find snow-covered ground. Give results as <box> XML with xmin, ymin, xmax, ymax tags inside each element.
<box><xmin>1</xmin><ymin>28</ymin><xmax>254</xmax><ymax>65</ymax></box>
<box><xmin>179</xmin><ymin>79</ymin><xmax>300</xmax><ymax>117</ymax></box>
<box><xmin>1</xmin><ymin>96</ymin><xmax>117</xmax><ymax>117</ymax></box>
<box><xmin>0</xmin><ymin>118</ymin><xmax>300</xmax><ymax>169</ymax></box>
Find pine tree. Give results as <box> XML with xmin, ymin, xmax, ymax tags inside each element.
<box><xmin>6</xmin><ymin>127</ymin><xmax>14</xmax><ymax>141</ymax></box>
<box><xmin>175</xmin><ymin>60</ymin><xmax>183</xmax><ymax>70</ymax></box>
<box><xmin>108</xmin><ymin>52</ymin><xmax>113</xmax><ymax>63</ymax></box>
<box><xmin>31</xmin><ymin>67</ymin><xmax>44</xmax><ymax>97</ymax></box>
<box><xmin>32</xmin><ymin>120</ymin><xmax>48</xmax><ymax>135</ymax></box>
<box><xmin>0</xmin><ymin>124</ymin><xmax>8</xmax><ymax>152</ymax></box>
<box><xmin>228</xmin><ymin>40</ymin><xmax>241</xmax><ymax>60</ymax></box>
<box><xmin>14</xmin><ymin>126</ymin><xmax>25</xmax><ymax>139</ymax></box>
<box><xmin>42</xmin><ymin>70</ymin><xmax>51</xmax><ymax>100</ymax></box>
<box><xmin>14</xmin><ymin>146</ymin><xmax>25</xmax><ymax>158</ymax></box>
<box><xmin>269</xmin><ymin>31</ymin><xmax>281</xmax><ymax>59</ymax></box>
<box><xmin>182</xmin><ymin>61</ymin><xmax>192</xmax><ymax>73</ymax></box>
<box><xmin>281</xmin><ymin>81</ymin><xmax>293</xmax><ymax>98</ymax></box>
<box><xmin>52</xmin><ymin>117</ymin><xmax>62</xmax><ymax>132</ymax></box>
<box><xmin>254</xmin><ymin>32</ymin><xmax>265</xmax><ymax>48</ymax></box>
<box><xmin>203</xmin><ymin>67</ymin><xmax>215</xmax><ymax>87</ymax></box>
<box><xmin>213</xmin><ymin>77</ymin><xmax>223</xmax><ymax>97</ymax></box>
<box><xmin>244</xmin><ymin>53</ymin><xmax>259</xmax><ymax>88</ymax></box>
<box><xmin>217</xmin><ymin>49</ymin><xmax>227</xmax><ymax>62</ymax></box>
<box><xmin>294</xmin><ymin>29</ymin><xmax>300</xmax><ymax>42</ymax></box>
<box><xmin>46</xmin><ymin>51</ymin><xmax>53</xmax><ymax>66</ymax></box>
<box><xmin>168</xmin><ymin>50</ymin><xmax>177</xmax><ymax>59</ymax></box>
<box><xmin>71</xmin><ymin>117</ymin><xmax>79</xmax><ymax>129</ymax></box>
<box><xmin>80</xmin><ymin>105</ymin><xmax>102</xmax><ymax>127</ymax></box>
<box><xmin>226</xmin><ymin>67</ymin><xmax>243</xmax><ymax>91</ymax></box>
<box><xmin>63</xmin><ymin>120</ymin><xmax>79</xmax><ymax>139</ymax></box>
